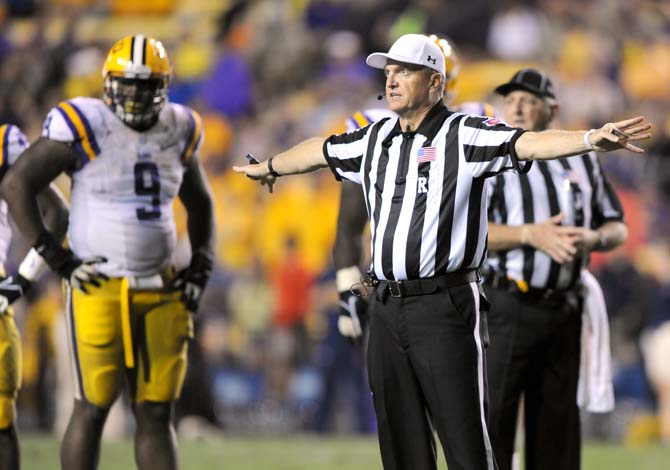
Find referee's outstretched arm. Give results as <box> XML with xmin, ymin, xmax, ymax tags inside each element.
<box><xmin>232</xmin><ymin>137</ymin><xmax>327</xmax><ymax>192</ymax></box>
<box><xmin>516</xmin><ymin>116</ymin><xmax>651</xmax><ymax>160</ymax></box>
<box><xmin>233</xmin><ymin>117</ymin><xmax>652</xmax><ymax>191</ymax></box>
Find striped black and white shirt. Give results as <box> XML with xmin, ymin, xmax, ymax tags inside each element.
<box><xmin>324</xmin><ymin>102</ymin><xmax>529</xmax><ymax>281</ymax></box>
<box><xmin>486</xmin><ymin>154</ymin><xmax>624</xmax><ymax>291</ymax></box>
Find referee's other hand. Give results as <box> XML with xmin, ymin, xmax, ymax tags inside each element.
<box><xmin>588</xmin><ymin>116</ymin><xmax>652</xmax><ymax>153</ymax></box>
<box><xmin>521</xmin><ymin>214</ymin><xmax>581</xmax><ymax>264</ymax></box>
<box><xmin>233</xmin><ymin>160</ymin><xmax>277</xmax><ymax>193</ymax></box>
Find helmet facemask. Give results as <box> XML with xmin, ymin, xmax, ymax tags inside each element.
<box><xmin>103</xmin><ymin>74</ymin><xmax>168</xmax><ymax>131</ymax></box>
<box><xmin>101</xmin><ymin>35</ymin><xmax>171</xmax><ymax>131</ymax></box>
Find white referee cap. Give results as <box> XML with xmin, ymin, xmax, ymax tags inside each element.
<box><xmin>366</xmin><ymin>34</ymin><xmax>446</xmax><ymax>78</ymax></box>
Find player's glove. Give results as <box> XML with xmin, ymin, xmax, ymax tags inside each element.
<box><xmin>34</xmin><ymin>232</ymin><xmax>108</xmax><ymax>294</ymax></box>
<box><xmin>338</xmin><ymin>290</ymin><xmax>368</xmax><ymax>344</ymax></box>
<box><xmin>172</xmin><ymin>251</ymin><xmax>213</xmax><ymax>313</ymax></box>
<box><xmin>0</xmin><ymin>274</ymin><xmax>31</xmax><ymax>314</ymax></box>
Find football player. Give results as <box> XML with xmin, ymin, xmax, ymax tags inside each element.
<box><xmin>2</xmin><ymin>35</ymin><xmax>215</xmax><ymax>470</ymax></box>
<box><xmin>0</xmin><ymin>123</ymin><xmax>68</xmax><ymax>470</ymax></box>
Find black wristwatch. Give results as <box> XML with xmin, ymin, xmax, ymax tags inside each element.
<box><xmin>267</xmin><ymin>157</ymin><xmax>281</xmax><ymax>178</ymax></box>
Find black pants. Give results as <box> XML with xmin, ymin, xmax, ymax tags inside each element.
<box><xmin>367</xmin><ymin>282</ymin><xmax>496</xmax><ymax>470</ymax></box>
<box><xmin>484</xmin><ymin>286</ymin><xmax>581</xmax><ymax>470</ymax></box>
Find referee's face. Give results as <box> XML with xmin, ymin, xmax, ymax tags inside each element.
<box><xmin>502</xmin><ymin>90</ymin><xmax>553</xmax><ymax>132</ymax></box>
<box><xmin>384</xmin><ymin>61</ymin><xmax>435</xmax><ymax>116</ymax></box>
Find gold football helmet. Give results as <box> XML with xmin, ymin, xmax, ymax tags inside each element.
<box><xmin>102</xmin><ymin>35</ymin><xmax>171</xmax><ymax>130</ymax></box>
<box><xmin>428</xmin><ymin>34</ymin><xmax>459</xmax><ymax>104</ymax></box>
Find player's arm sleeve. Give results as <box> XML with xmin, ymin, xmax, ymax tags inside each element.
<box><xmin>323</xmin><ymin>125</ymin><xmax>372</xmax><ymax>184</ymax></box>
<box><xmin>178</xmin><ymin>154</ymin><xmax>215</xmax><ymax>259</ymax></box>
<box><xmin>0</xmin><ymin>137</ymin><xmax>79</xmax><ymax>245</ymax></box>
<box><xmin>333</xmin><ymin>181</ymin><xmax>368</xmax><ymax>270</ymax></box>
<box><xmin>459</xmin><ymin>115</ymin><xmax>531</xmax><ymax>178</ymax></box>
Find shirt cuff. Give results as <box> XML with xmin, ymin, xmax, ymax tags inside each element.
<box><xmin>509</xmin><ymin>129</ymin><xmax>532</xmax><ymax>174</ymax></box>
<box><xmin>322</xmin><ymin>138</ymin><xmax>343</xmax><ymax>181</ymax></box>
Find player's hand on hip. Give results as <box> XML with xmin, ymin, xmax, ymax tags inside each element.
<box><xmin>588</xmin><ymin>116</ymin><xmax>652</xmax><ymax>153</ymax></box>
<box><xmin>68</xmin><ymin>256</ymin><xmax>109</xmax><ymax>294</ymax></box>
<box><xmin>0</xmin><ymin>274</ymin><xmax>31</xmax><ymax>314</ymax></box>
<box><xmin>232</xmin><ymin>161</ymin><xmax>277</xmax><ymax>193</ymax></box>
<box><xmin>34</xmin><ymin>232</ymin><xmax>108</xmax><ymax>294</ymax></box>
<box><xmin>172</xmin><ymin>252</ymin><xmax>213</xmax><ymax>313</ymax></box>
<box><xmin>338</xmin><ymin>290</ymin><xmax>369</xmax><ymax>345</ymax></box>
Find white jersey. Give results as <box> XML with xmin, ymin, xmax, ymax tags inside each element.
<box><xmin>345</xmin><ymin>109</ymin><xmax>396</xmax><ymax>132</ymax></box>
<box><xmin>0</xmin><ymin>124</ymin><xmax>29</xmax><ymax>269</ymax></box>
<box><xmin>42</xmin><ymin>97</ymin><xmax>203</xmax><ymax>277</ymax></box>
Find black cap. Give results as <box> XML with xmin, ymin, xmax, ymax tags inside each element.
<box><xmin>494</xmin><ymin>68</ymin><xmax>556</xmax><ymax>100</ymax></box>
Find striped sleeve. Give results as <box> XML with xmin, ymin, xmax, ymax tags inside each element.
<box><xmin>459</xmin><ymin>116</ymin><xmax>530</xmax><ymax>178</ymax></box>
<box><xmin>0</xmin><ymin>124</ymin><xmax>29</xmax><ymax>181</ymax></box>
<box><xmin>43</xmin><ymin>100</ymin><xmax>101</xmax><ymax>166</ymax></box>
<box><xmin>180</xmin><ymin>108</ymin><xmax>203</xmax><ymax>162</ymax></box>
<box><xmin>585</xmin><ymin>153</ymin><xmax>625</xmax><ymax>226</ymax></box>
<box><xmin>323</xmin><ymin>124</ymin><xmax>371</xmax><ymax>184</ymax></box>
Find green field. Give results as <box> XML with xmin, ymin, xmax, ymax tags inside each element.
<box><xmin>22</xmin><ymin>435</ymin><xmax>669</xmax><ymax>469</ymax></box>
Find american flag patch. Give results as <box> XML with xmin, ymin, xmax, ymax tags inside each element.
<box><xmin>417</xmin><ymin>147</ymin><xmax>436</xmax><ymax>163</ymax></box>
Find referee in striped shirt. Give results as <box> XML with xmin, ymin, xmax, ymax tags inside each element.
<box><xmin>484</xmin><ymin>69</ymin><xmax>627</xmax><ymax>470</ymax></box>
<box><xmin>234</xmin><ymin>34</ymin><xmax>651</xmax><ymax>470</ymax></box>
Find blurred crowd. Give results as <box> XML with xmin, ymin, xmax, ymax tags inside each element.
<box><xmin>1</xmin><ymin>0</ymin><xmax>668</xmax><ymax>443</ymax></box>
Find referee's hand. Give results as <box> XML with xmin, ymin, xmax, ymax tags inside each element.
<box><xmin>232</xmin><ymin>160</ymin><xmax>277</xmax><ymax>193</ymax></box>
<box><xmin>588</xmin><ymin>116</ymin><xmax>652</xmax><ymax>153</ymax></box>
<box><xmin>338</xmin><ymin>290</ymin><xmax>368</xmax><ymax>345</ymax></box>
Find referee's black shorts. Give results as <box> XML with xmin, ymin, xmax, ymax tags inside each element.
<box><xmin>367</xmin><ymin>281</ymin><xmax>496</xmax><ymax>470</ymax></box>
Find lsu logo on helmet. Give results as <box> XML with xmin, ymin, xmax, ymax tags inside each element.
<box><xmin>102</xmin><ymin>35</ymin><xmax>171</xmax><ymax>131</ymax></box>
<box><xmin>428</xmin><ymin>34</ymin><xmax>459</xmax><ymax>104</ymax></box>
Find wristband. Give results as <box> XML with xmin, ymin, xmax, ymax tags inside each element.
<box><xmin>18</xmin><ymin>248</ymin><xmax>48</xmax><ymax>282</ymax></box>
<box><xmin>583</xmin><ymin>129</ymin><xmax>596</xmax><ymax>151</ymax></box>
<box><xmin>33</xmin><ymin>231</ymin><xmax>79</xmax><ymax>279</ymax></box>
<box><xmin>191</xmin><ymin>251</ymin><xmax>214</xmax><ymax>273</ymax></box>
<box><xmin>267</xmin><ymin>157</ymin><xmax>281</xmax><ymax>178</ymax></box>
<box><xmin>185</xmin><ymin>251</ymin><xmax>214</xmax><ymax>288</ymax></box>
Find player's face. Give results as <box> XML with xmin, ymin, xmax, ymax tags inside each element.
<box><xmin>112</xmin><ymin>77</ymin><xmax>165</xmax><ymax>115</ymax></box>
<box><xmin>384</xmin><ymin>61</ymin><xmax>434</xmax><ymax>115</ymax></box>
<box><xmin>502</xmin><ymin>90</ymin><xmax>553</xmax><ymax>131</ymax></box>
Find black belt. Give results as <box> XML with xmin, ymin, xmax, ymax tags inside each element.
<box><xmin>378</xmin><ymin>269</ymin><xmax>480</xmax><ymax>298</ymax></box>
<box><xmin>485</xmin><ymin>272</ymin><xmax>579</xmax><ymax>306</ymax></box>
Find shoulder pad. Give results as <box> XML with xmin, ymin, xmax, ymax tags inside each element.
<box><xmin>0</xmin><ymin>124</ymin><xmax>29</xmax><ymax>179</ymax></box>
<box><xmin>42</xmin><ymin>97</ymin><xmax>104</xmax><ymax>165</ymax></box>
<box><xmin>171</xmin><ymin>103</ymin><xmax>203</xmax><ymax>162</ymax></box>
